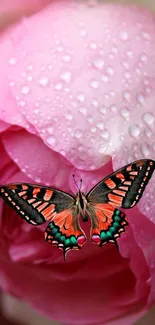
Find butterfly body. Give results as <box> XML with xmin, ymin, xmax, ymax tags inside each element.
<box><xmin>0</xmin><ymin>159</ymin><xmax>155</xmax><ymax>260</ymax></box>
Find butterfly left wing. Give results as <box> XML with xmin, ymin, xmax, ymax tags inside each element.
<box><xmin>86</xmin><ymin>159</ymin><xmax>155</xmax><ymax>247</ymax></box>
<box><xmin>0</xmin><ymin>183</ymin><xmax>86</xmax><ymax>259</ymax></box>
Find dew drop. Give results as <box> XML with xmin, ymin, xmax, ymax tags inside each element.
<box><xmin>141</xmin><ymin>143</ymin><xmax>150</xmax><ymax>156</ymax></box>
<box><xmin>91</xmin><ymin>127</ymin><xmax>96</xmax><ymax>133</ymax></box>
<box><xmin>96</xmin><ymin>122</ymin><xmax>104</xmax><ymax>130</ymax></box>
<box><xmin>100</xmin><ymin>105</ymin><xmax>106</xmax><ymax>114</ymax></box>
<box><xmin>129</xmin><ymin>124</ymin><xmax>140</xmax><ymax>137</ymax></box>
<box><xmin>123</xmin><ymin>90</ymin><xmax>131</xmax><ymax>101</ymax></box>
<box><xmin>80</xmin><ymin>29</ymin><xmax>87</xmax><ymax>37</ymax></box>
<box><xmin>79</xmin><ymin>107</ymin><xmax>87</xmax><ymax>116</ymax></box>
<box><xmin>46</xmin><ymin>135</ymin><xmax>56</xmax><ymax>145</ymax></box>
<box><xmin>140</xmin><ymin>53</ymin><xmax>148</xmax><ymax>63</ymax></box>
<box><xmin>63</xmin><ymin>55</ymin><xmax>71</xmax><ymax>63</ymax></box>
<box><xmin>27</xmin><ymin>75</ymin><xmax>33</xmax><ymax>82</ymax></box>
<box><xmin>99</xmin><ymin>143</ymin><xmax>108</xmax><ymax>154</ymax></box>
<box><xmin>137</xmin><ymin>93</ymin><xmax>145</xmax><ymax>106</ymax></box>
<box><xmin>60</xmin><ymin>72</ymin><xmax>72</xmax><ymax>83</ymax></box>
<box><xmin>55</xmin><ymin>83</ymin><xmax>62</xmax><ymax>90</ymax></box>
<box><xmin>120</xmin><ymin>107</ymin><xmax>129</xmax><ymax>117</ymax></box>
<box><xmin>65</xmin><ymin>112</ymin><xmax>73</xmax><ymax>120</ymax></box>
<box><xmin>77</xmin><ymin>93</ymin><xmax>85</xmax><ymax>102</ymax></box>
<box><xmin>47</xmin><ymin>126</ymin><xmax>53</xmax><ymax>134</ymax></box>
<box><xmin>110</xmin><ymin>104</ymin><xmax>117</xmax><ymax>112</ymax></box>
<box><xmin>101</xmin><ymin>130</ymin><xmax>109</xmax><ymax>139</ymax></box>
<box><xmin>75</xmin><ymin>129</ymin><xmax>82</xmax><ymax>138</ymax></box>
<box><xmin>101</xmin><ymin>75</ymin><xmax>108</xmax><ymax>83</ymax></box>
<box><xmin>119</xmin><ymin>30</ymin><xmax>129</xmax><ymax>41</ymax></box>
<box><xmin>89</xmin><ymin>42</ymin><xmax>97</xmax><ymax>49</ymax></box>
<box><xmin>143</xmin><ymin>112</ymin><xmax>154</xmax><ymax>125</ymax></box>
<box><xmin>92</xmin><ymin>57</ymin><xmax>104</xmax><ymax>70</ymax></box>
<box><xmin>124</xmin><ymin>72</ymin><xmax>131</xmax><ymax>80</ymax></box>
<box><xmin>106</xmin><ymin>66</ymin><xmax>114</xmax><ymax>76</ymax></box>
<box><xmin>18</xmin><ymin>100</ymin><xmax>26</xmax><ymax>107</ymax></box>
<box><xmin>8</xmin><ymin>57</ymin><xmax>17</xmax><ymax>65</ymax></box>
<box><xmin>90</xmin><ymin>80</ymin><xmax>99</xmax><ymax>89</ymax></box>
<box><xmin>21</xmin><ymin>86</ymin><xmax>30</xmax><ymax>95</ymax></box>
<box><xmin>38</xmin><ymin>76</ymin><xmax>49</xmax><ymax>87</ymax></box>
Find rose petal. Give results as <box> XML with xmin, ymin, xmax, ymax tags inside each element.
<box><xmin>0</xmin><ymin>3</ymin><xmax>155</xmax><ymax>171</ymax></box>
<box><xmin>2</xmin><ymin>128</ymin><xmax>72</xmax><ymax>189</ymax></box>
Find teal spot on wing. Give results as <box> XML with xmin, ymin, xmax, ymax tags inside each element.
<box><xmin>98</xmin><ymin>209</ymin><xmax>128</xmax><ymax>246</ymax></box>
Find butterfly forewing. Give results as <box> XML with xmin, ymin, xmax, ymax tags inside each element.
<box><xmin>86</xmin><ymin>159</ymin><xmax>155</xmax><ymax>247</ymax></box>
<box><xmin>87</xmin><ymin>159</ymin><xmax>155</xmax><ymax>208</ymax></box>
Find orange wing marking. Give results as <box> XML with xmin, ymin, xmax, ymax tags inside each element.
<box><xmin>108</xmin><ymin>193</ymin><xmax>123</xmax><ymax>206</ymax></box>
<box><xmin>105</xmin><ymin>178</ymin><xmax>116</xmax><ymax>189</ymax></box>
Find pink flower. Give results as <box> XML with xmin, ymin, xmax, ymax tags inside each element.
<box><xmin>0</xmin><ymin>1</ymin><xmax>155</xmax><ymax>324</ymax></box>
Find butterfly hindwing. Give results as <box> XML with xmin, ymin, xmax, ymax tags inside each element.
<box><xmin>45</xmin><ymin>209</ymin><xmax>86</xmax><ymax>260</ymax></box>
<box><xmin>0</xmin><ymin>183</ymin><xmax>86</xmax><ymax>259</ymax></box>
<box><xmin>87</xmin><ymin>159</ymin><xmax>155</xmax><ymax>247</ymax></box>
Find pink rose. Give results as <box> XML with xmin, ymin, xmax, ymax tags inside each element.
<box><xmin>0</xmin><ymin>1</ymin><xmax>155</xmax><ymax>324</ymax></box>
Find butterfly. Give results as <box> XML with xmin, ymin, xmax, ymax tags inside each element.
<box><xmin>0</xmin><ymin>159</ymin><xmax>155</xmax><ymax>260</ymax></box>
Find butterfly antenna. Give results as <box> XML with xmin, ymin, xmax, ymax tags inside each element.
<box><xmin>73</xmin><ymin>174</ymin><xmax>82</xmax><ymax>191</ymax></box>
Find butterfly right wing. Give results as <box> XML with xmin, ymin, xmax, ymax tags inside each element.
<box><xmin>0</xmin><ymin>183</ymin><xmax>86</xmax><ymax>259</ymax></box>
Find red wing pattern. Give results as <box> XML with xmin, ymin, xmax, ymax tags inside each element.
<box><xmin>86</xmin><ymin>159</ymin><xmax>155</xmax><ymax>247</ymax></box>
<box><xmin>0</xmin><ymin>183</ymin><xmax>86</xmax><ymax>259</ymax></box>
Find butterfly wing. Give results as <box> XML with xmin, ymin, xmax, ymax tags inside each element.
<box><xmin>86</xmin><ymin>159</ymin><xmax>155</xmax><ymax>247</ymax></box>
<box><xmin>0</xmin><ymin>183</ymin><xmax>86</xmax><ymax>259</ymax></box>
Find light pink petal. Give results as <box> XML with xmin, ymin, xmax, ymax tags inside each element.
<box><xmin>0</xmin><ymin>120</ymin><xmax>10</xmax><ymax>133</ymax></box>
<box><xmin>2</xmin><ymin>129</ymin><xmax>72</xmax><ymax>190</ymax></box>
<box><xmin>0</xmin><ymin>3</ymin><xmax>154</xmax><ymax>171</ymax></box>
<box><xmin>0</xmin><ymin>0</ymin><xmax>52</xmax><ymax>19</ymax></box>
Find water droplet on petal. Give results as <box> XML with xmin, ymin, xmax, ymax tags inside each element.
<box><xmin>21</xmin><ymin>86</ymin><xmax>30</xmax><ymax>95</ymax></box>
<box><xmin>129</xmin><ymin>124</ymin><xmax>140</xmax><ymax>137</ymax></box>
<box><xmin>75</xmin><ymin>129</ymin><xmax>82</xmax><ymax>138</ymax></box>
<box><xmin>89</xmin><ymin>42</ymin><xmax>97</xmax><ymax>49</ymax></box>
<box><xmin>90</xmin><ymin>80</ymin><xmax>99</xmax><ymax>89</ymax></box>
<box><xmin>77</xmin><ymin>93</ymin><xmax>85</xmax><ymax>102</ymax></box>
<box><xmin>143</xmin><ymin>112</ymin><xmax>154</xmax><ymax>125</ymax></box>
<box><xmin>101</xmin><ymin>130</ymin><xmax>109</xmax><ymax>139</ymax></box>
<box><xmin>119</xmin><ymin>30</ymin><xmax>129</xmax><ymax>41</ymax></box>
<box><xmin>8</xmin><ymin>57</ymin><xmax>17</xmax><ymax>65</ymax></box>
<box><xmin>141</xmin><ymin>143</ymin><xmax>150</xmax><ymax>156</ymax></box>
<box><xmin>55</xmin><ymin>83</ymin><xmax>62</xmax><ymax>90</ymax></box>
<box><xmin>140</xmin><ymin>53</ymin><xmax>148</xmax><ymax>63</ymax></box>
<box><xmin>92</xmin><ymin>57</ymin><xmax>104</xmax><ymax>70</ymax></box>
<box><xmin>123</xmin><ymin>90</ymin><xmax>131</xmax><ymax>101</ymax></box>
<box><xmin>38</xmin><ymin>76</ymin><xmax>49</xmax><ymax>87</ymax></box>
<box><xmin>47</xmin><ymin>126</ymin><xmax>53</xmax><ymax>134</ymax></box>
<box><xmin>60</xmin><ymin>72</ymin><xmax>72</xmax><ymax>83</ymax></box>
<box><xmin>120</xmin><ymin>107</ymin><xmax>129</xmax><ymax>117</ymax></box>
<box><xmin>100</xmin><ymin>75</ymin><xmax>108</xmax><ymax>83</ymax></box>
<box><xmin>110</xmin><ymin>104</ymin><xmax>117</xmax><ymax>112</ymax></box>
<box><xmin>106</xmin><ymin>66</ymin><xmax>114</xmax><ymax>76</ymax></box>
<box><xmin>18</xmin><ymin>100</ymin><xmax>26</xmax><ymax>107</ymax></box>
<box><xmin>99</xmin><ymin>143</ymin><xmax>108</xmax><ymax>154</ymax></box>
<box><xmin>46</xmin><ymin>135</ymin><xmax>56</xmax><ymax>145</ymax></box>
<box><xmin>63</xmin><ymin>55</ymin><xmax>71</xmax><ymax>63</ymax></box>
<box><xmin>79</xmin><ymin>107</ymin><xmax>87</xmax><ymax>116</ymax></box>
<box><xmin>137</xmin><ymin>93</ymin><xmax>145</xmax><ymax>106</ymax></box>
<box><xmin>96</xmin><ymin>122</ymin><xmax>104</xmax><ymax>130</ymax></box>
<box><xmin>65</xmin><ymin>112</ymin><xmax>73</xmax><ymax>120</ymax></box>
